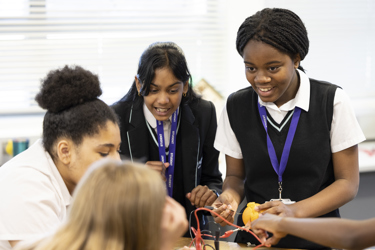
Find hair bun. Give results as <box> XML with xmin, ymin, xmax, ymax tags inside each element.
<box><xmin>35</xmin><ymin>65</ymin><xmax>102</xmax><ymax>113</ymax></box>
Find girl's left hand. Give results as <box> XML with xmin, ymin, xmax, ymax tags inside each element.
<box><xmin>255</xmin><ymin>200</ymin><xmax>296</xmax><ymax>217</ymax></box>
<box><xmin>186</xmin><ymin>185</ymin><xmax>217</xmax><ymax>208</ymax></box>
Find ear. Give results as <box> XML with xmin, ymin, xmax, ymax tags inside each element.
<box><xmin>56</xmin><ymin>140</ymin><xmax>72</xmax><ymax>165</ymax></box>
<box><xmin>135</xmin><ymin>75</ymin><xmax>142</xmax><ymax>93</ymax></box>
<box><xmin>183</xmin><ymin>80</ymin><xmax>189</xmax><ymax>95</ymax></box>
<box><xmin>293</xmin><ymin>54</ymin><xmax>301</xmax><ymax>69</ymax></box>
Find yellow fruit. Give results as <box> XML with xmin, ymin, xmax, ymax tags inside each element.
<box><xmin>242</xmin><ymin>202</ymin><xmax>261</xmax><ymax>225</ymax></box>
<box><xmin>5</xmin><ymin>140</ymin><xmax>13</xmax><ymax>156</ymax></box>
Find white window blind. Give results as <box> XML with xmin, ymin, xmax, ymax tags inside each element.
<box><xmin>263</xmin><ymin>0</ymin><xmax>375</xmax><ymax>100</ymax></box>
<box><xmin>0</xmin><ymin>0</ymin><xmax>226</xmax><ymax>114</ymax></box>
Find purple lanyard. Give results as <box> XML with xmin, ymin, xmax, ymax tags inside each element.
<box><xmin>257</xmin><ymin>102</ymin><xmax>301</xmax><ymax>183</ymax></box>
<box><xmin>156</xmin><ymin>108</ymin><xmax>178</xmax><ymax>197</ymax></box>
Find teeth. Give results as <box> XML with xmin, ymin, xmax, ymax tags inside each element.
<box><xmin>157</xmin><ymin>108</ymin><xmax>168</xmax><ymax>112</ymax></box>
<box><xmin>259</xmin><ymin>87</ymin><xmax>272</xmax><ymax>92</ymax></box>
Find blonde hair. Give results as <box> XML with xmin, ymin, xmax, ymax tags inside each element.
<box><xmin>20</xmin><ymin>159</ymin><xmax>166</xmax><ymax>250</ymax></box>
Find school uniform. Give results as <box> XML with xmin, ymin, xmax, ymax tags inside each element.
<box><xmin>0</xmin><ymin>140</ymin><xmax>71</xmax><ymax>250</ymax></box>
<box><xmin>112</xmin><ymin>98</ymin><xmax>223</xmax><ymax>234</ymax></box>
<box><xmin>214</xmin><ymin>69</ymin><xmax>365</xmax><ymax>249</ymax></box>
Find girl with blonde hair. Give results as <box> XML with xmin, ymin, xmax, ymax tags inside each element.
<box><xmin>16</xmin><ymin>159</ymin><xmax>188</xmax><ymax>250</ymax></box>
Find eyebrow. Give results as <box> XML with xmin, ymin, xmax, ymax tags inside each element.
<box><xmin>244</xmin><ymin>60</ymin><xmax>282</xmax><ymax>65</ymax></box>
<box><xmin>97</xmin><ymin>143</ymin><xmax>115</xmax><ymax>148</ymax></box>
<box><xmin>150</xmin><ymin>82</ymin><xmax>183</xmax><ymax>88</ymax></box>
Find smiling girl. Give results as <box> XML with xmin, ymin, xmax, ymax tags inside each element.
<box><xmin>211</xmin><ymin>8</ymin><xmax>365</xmax><ymax>249</ymax></box>
<box><xmin>112</xmin><ymin>42</ymin><xmax>222</xmax><ymax>235</ymax></box>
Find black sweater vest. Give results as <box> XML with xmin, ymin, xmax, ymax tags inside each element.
<box><xmin>228</xmin><ymin>79</ymin><xmax>339</xmax><ymax>249</ymax></box>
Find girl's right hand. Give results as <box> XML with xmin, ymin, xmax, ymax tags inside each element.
<box><xmin>145</xmin><ymin>161</ymin><xmax>169</xmax><ymax>181</ymax></box>
<box><xmin>211</xmin><ymin>191</ymin><xmax>238</xmax><ymax>227</ymax></box>
<box><xmin>160</xmin><ymin>197</ymin><xmax>189</xmax><ymax>250</ymax></box>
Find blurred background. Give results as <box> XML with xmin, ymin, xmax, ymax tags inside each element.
<box><xmin>1</xmin><ymin>0</ymin><xmax>374</xmax><ymax>224</ymax></box>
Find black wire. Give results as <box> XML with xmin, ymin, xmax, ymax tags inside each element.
<box><xmin>203</xmin><ymin>244</ymin><xmax>215</xmax><ymax>250</ymax></box>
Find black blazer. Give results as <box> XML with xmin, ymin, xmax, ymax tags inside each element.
<box><xmin>112</xmin><ymin>98</ymin><xmax>222</xmax><ymax>202</ymax></box>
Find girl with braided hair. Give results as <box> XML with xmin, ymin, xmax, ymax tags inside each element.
<box><xmin>211</xmin><ymin>8</ymin><xmax>365</xmax><ymax>249</ymax></box>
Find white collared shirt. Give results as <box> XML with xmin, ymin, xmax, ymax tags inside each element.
<box><xmin>0</xmin><ymin>140</ymin><xmax>71</xmax><ymax>250</ymax></box>
<box><xmin>143</xmin><ymin>103</ymin><xmax>173</xmax><ymax>148</ymax></box>
<box><xmin>214</xmin><ymin>69</ymin><xmax>366</xmax><ymax>159</ymax></box>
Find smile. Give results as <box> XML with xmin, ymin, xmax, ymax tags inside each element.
<box><xmin>156</xmin><ymin>108</ymin><xmax>169</xmax><ymax>112</ymax></box>
<box><xmin>258</xmin><ymin>87</ymin><xmax>273</xmax><ymax>92</ymax></box>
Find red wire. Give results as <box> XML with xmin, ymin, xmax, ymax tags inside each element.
<box><xmin>190</xmin><ymin>207</ymin><xmax>265</xmax><ymax>250</ymax></box>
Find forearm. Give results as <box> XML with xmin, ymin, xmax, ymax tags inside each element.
<box><xmin>222</xmin><ymin>176</ymin><xmax>245</xmax><ymax>206</ymax></box>
<box><xmin>279</xmin><ymin>217</ymin><xmax>375</xmax><ymax>249</ymax></box>
<box><xmin>292</xmin><ymin>178</ymin><xmax>358</xmax><ymax>218</ymax></box>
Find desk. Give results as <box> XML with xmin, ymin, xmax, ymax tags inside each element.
<box><xmin>174</xmin><ymin>237</ymin><xmax>301</xmax><ymax>250</ymax></box>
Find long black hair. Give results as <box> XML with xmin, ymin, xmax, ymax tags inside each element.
<box><xmin>35</xmin><ymin>65</ymin><xmax>119</xmax><ymax>160</ymax></box>
<box><xmin>236</xmin><ymin>8</ymin><xmax>309</xmax><ymax>72</ymax></box>
<box><xmin>116</xmin><ymin>42</ymin><xmax>199</xmax><ymax>106</ymax></box>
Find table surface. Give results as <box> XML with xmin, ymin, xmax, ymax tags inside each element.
<box><xmin>174</xmin><ymin>237</ymin><xmax>301</xmax><ymax>250</ymax></box>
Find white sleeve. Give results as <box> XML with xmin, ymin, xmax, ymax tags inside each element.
<box><xmin>331</xmin><ymin>88</ymin><xmax>366</xmax><ymax>153</ymax></box>
<box><xmin>0</xmin><ymin>167</ymin><xmax>62</xmax><ymax>241</ymax></box>
<box><xmin>214</xmin><ymin>105</ymin><xmax>243</xmax><ymax>159</ymax></box>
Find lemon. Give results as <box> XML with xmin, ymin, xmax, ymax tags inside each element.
<box><xmin>242</xmin><ymin>202</ymin><xmax>261</xmax><ymax>225</ymax></box>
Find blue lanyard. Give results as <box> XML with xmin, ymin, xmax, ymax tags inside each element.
<box><xmin>156</xmin><ymin>108</ymin><xmax>178</xmax><ymax>197</ymax></box>
<box><xmin>257</xmin><ymin>102</ymin><xmax>301</xmax><ymax>183</ymax></box>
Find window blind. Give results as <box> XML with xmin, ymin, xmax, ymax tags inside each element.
<box><xmin>263</xmin><ymin>0</ymin><xmax>375</xmax><ymax>99</ymax></box>
<box><xmin>0</xmin><ymin>0</ymin><xmax>226</xmax><ymax>114</ymax></box>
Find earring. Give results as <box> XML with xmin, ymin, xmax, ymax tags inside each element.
<box><xmin>138</xmin><ymin>92</ymin><xmax>141</xmax><ymax>96</ymax></box>
<box><xmin>183</xmin><ymin>92</ymin><xmax>186</xmax><ymax>97</ymax></box>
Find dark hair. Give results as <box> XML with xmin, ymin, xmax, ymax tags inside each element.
<box><xmin>117</xmin><ymin>42</ymin><xmax>199</xmax><ymax>106</ymax></box>
<box><xmin>236</xmin><ymin>8</ymin><xmax>309</xmax><ymax>72</ymax></box>
<box><xmin>35</xmin><ymin>65</ymin><xmax>119</xmax><ymax>159</ymax></box>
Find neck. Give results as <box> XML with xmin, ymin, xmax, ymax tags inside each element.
<box><xmin>54</xmin><ymin>159</ymin><xmax>76</xmax><ymax>195</ymax></box>
<box><xmin>274</xmin><ymin>70</ymin><xmax>300</xmax><ymax>107</ymax></box>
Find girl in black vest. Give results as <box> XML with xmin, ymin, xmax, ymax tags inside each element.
<box><xmin>112</xmin><ymin>42</ymin><xmax>222</xmax><ymax>234</ymax></box>
<box><xmin>212</xmin><ymin>8</ymin><xmax>365</xmax><ymax>249</ymax></box>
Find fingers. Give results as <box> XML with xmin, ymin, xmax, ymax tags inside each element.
<box><xmin>211</xmin><ymin>204</ymin><xmax>235</xmax><ymax>227</ymax></box>
<box><xmin>145</xmin><ymin>161</ymin><xmax>169</xmax><ymax>181</ymax></box>
<box><xmin>161</xmin><ymin>197</ymin><xmax>188</xmax><ymax>239</ymax></box>
<box><xmin>187</xmin><ymin>185</ymin><xmax>217</xmax><ymax>207</ymax></box>
<box><xmin>255</xmin><ymin>200</ymin><xmax>287</xmax><ymax>215</ymax></box>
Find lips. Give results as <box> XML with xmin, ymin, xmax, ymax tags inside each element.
<box><xmin>156</xmin><ymin>108</ymin><xmax>169</xmax><ymax>112</ymax></box>
<box><xmin>258</xmin><ymin>87</ymin><xmax>274</xmax><ymax>92</ymax></box>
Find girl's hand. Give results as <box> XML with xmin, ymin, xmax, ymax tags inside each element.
<box><xmin>186</xmin><ymin>185</ymin><xmax>217</xmax><ymax>208</ymax></box>
<box><xmin>255</xmin><ymin>200</ymin><xmax>296</xmax><ymax>217</ymax></box>
<box><xmin>250</xmin><ymin>213</ymin><xmax>287</xmax><ymax>247</ymax></box>
<box><xmin>160</xmin><ymin>197</ymin><xmax>188</xmax><ymax>250</ymax></box>
<box><xmin>210</xmin><ymin>191</ymin><xmax>238</xmax><ymax>227</ymax></box>
<box><xmin>144</xmin><ymin>161</ymin><xmax>169</xmax><ymax>181</ymax></box>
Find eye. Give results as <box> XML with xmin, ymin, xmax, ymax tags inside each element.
<box><xmin>246</xmin><ymin>66</ymin><xmax>256</xmax><ymax>72</ymax></box>
<box><xmin>269</xmin><ymin>66</ymin><xmax>279</xmax><ymax>72</ymax></box>
<box><xmin>149</xmin><ymin>89</ymin><xmax>158</xmax><ymax>94</ymax></box>
<box><xmin>99</xmin><ymin>152</ymin><xmax>109</xmax><ymax>157</ymax></box>
<box><xmin>169</xmin><ymin>88</ymin><xmax>179</xmax><ymax>94</ymax></box>
<box><xmin>117</xmin><ymin>149</ymin><xmax>122</xmax><ymax>154</ymax></box>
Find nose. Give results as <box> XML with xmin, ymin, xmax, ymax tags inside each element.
<box><xmin>254</xmin><ymin>71</ymin><xmax>271</xmax><ymax>84</ymax></box>
<box><xmin>110</xmin><ymin>151</ymin><xmax>121</xmax><ymax>161</ymax></box>
<box><xmin>157</xmin><ymin>92</ymin><xmax>170</xmax><ymax>105</ymax></box>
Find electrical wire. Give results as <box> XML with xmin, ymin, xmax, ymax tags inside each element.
<box><xmin>189</xmin><ymin>207</ymin><xmax>265</xmax><ymax>250</ymax></box>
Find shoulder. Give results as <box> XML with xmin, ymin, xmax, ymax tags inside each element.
<box><xmin>227</xmin><ymin>86</ymin><xmax>254</xmax><ymax>104</ymax></box>
<box><xmin>188</xmin><ymin>98</ymin><xmax>215</xmax><ymax>112</ymax></box>
<box><xmin>111</xmin><ymin>100</ymin><xmax>133</xmax><ymax>115</ymax></box>
<box><xmin>309</xmin><ymin>78</ymin><xmax>340</xmax><ymax>92</ymax></box>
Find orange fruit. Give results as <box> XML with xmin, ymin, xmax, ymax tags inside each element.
<box><xmin>242</xmin><ymin>202</ymin><xmax>262</xmax><ymax>225</ymax></box>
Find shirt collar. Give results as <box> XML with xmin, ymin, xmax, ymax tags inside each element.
<box><xmin>258</xmin><ymin>69</ymin><xmax>310</xmax><ymax>112</ymax></box>
<box><xmin>143</xmin><ymin>103</ymin><xmax>174</xmax><ymax>129</ymax></box>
